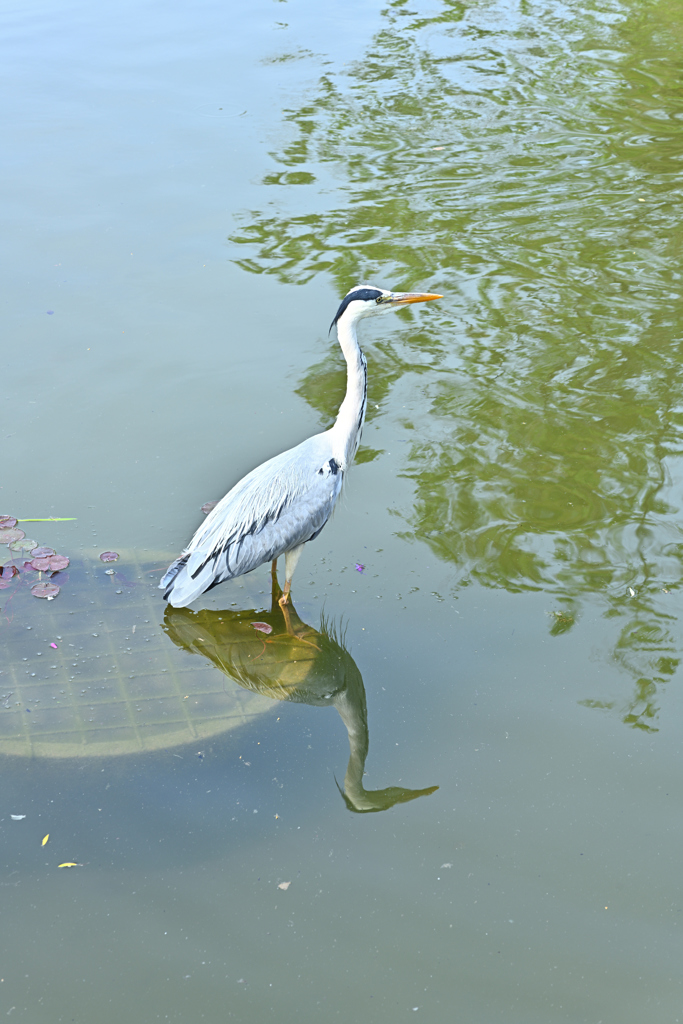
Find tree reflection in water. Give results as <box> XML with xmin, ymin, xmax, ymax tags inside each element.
<box><xmin>229</xmin><ymin>0</ymin><xmax>683</xmax><ymax>731</ymax></box>
<box><xmin>162</xmin><ymin>582</ymin><xmax>438</xmax><ymax>813</ymax></box>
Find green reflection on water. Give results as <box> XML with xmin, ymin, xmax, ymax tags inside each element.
<box><xmin>163</xmin><ymin>580</ymin><xmax>438</xmax><ymax>812</ymax></box>
<box><xmin>229</xmin><ymin>0</ymin><xmax>683</xmax><ymax>729</ymax></box>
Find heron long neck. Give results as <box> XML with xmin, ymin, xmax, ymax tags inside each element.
<box><xmin>332</xmin><ymin>314</ymin><xmax>368</xmax><ymax>466</ymax></box>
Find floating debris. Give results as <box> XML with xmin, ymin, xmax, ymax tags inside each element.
<box><xmin>355</xmin><ymin>563</ymin><xmax>365</xmax><ymax>573</ymax></box>
<box><xmin>10</xmin><ymin>815</ymin><xmax>26</xmax><ymax>821</ymax></box>
<box><xmin>201</xmin><ymin>501</ymin><xmax>219</xmax><ymax>515</ymax></box>
<box><xmin>42</xmin><ymin>834</ymin><xmax>49</xmax><ymax>846</ymax></box>
<box><xmin>277</xmin><ymin>881</ymin><xmax>291</xmax><ymax>890</ymax></box>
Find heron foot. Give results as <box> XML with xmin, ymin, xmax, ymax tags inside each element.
<box><xmin>278</xmin><ymin>590</ymin><xmax>319</xmax><ymax>646</ymax></box>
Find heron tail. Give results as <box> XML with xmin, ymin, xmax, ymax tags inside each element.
<box><xmin>159</xmin><ymin>554</ymin><xmax>189</xmax><ymax>602</ymax></box>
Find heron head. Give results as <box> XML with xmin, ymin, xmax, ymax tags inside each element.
<box><xmin>331</xmin><ymin>284</ymin><xmax>442</xmax><ymax>331</ymax></box>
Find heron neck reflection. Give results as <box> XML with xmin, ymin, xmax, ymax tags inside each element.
<box><xmin>162</xmin><ymin>588</ymin><xmax>437</xmax><ymax>813</ymax></box>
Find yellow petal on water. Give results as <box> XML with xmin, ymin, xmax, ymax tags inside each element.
<box><xmin>277</xmin><ymin>881</ymin><xmax>291</xmax><ymax>890</ymax></box>
<box><xmin>41</xmin><ymin>834</ymin><xmax>49</xmax><ymax>846</ymax></box>
<box><xmin>58</xmin><ymin>862</ymin><xmax>79</xmax><ymax>868</ymax></box>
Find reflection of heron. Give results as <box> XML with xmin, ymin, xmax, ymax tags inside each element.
<box><xmin>162</xmin><ymin>580</ymin><xmax>438</xmax><ymax>813</ymax></box>
<box><xmin>161</xmin><ymin>285</ymin><xmax>440</xmax><ymax>616</ymax></box>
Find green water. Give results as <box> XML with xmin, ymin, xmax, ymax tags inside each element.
<box><xmin>3</xmin><ymin>0</ymin><xmax>683</xmax><ymax>1020</ymax></box>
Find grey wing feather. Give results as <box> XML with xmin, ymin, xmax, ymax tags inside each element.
<box><xmin>161</xmin><ymin>434</ymin><xmax>343</xmax><ymax>607</ymax></box>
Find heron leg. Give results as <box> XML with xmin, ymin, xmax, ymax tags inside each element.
<box><xmin>279</xmin><ymin>594</ymin><xmax>296</xmax><ymax>635</ymax></box>
<box><xmin>270</xmin><ymin>559</ymin><xmax>282</xmax><ymax>606</ymax></box>
<box><xmin>277</xmin><ymin>544</ymin><xmax>312</xmax><ymax>641</ymax></box>
<box><xmin>278</xmin><ymin>545</ymin><xmax>304</xmax><ymax>607</ymax></box>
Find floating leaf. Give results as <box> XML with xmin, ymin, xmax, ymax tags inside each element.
<box><xmin>42</xmin><ymin>834</ymin><xmax>49</xmax><ymax>846</ymax></box>
<box><xmin>99</xmin><ymin>551</ymin><xmax>119</xmax><ymax>562</ymax></box>
<box><xmin>251</xmin><ymin>621</ymin><xmax>273</xmax><ymax>634</ymax></box>
<box><xmin>0</xmin><ymin>528</ymin><xmax>25</xmax><ymax>545</ymax></box>
<box><xmin>0</xmin><ymin>565</ymin><xmax>18</xmax><ymax>588</ymax></box>
<box><xmin>201</xmin><ymin>501</ymin><xmax>219</xmax><ymax>515</ymax></box>
<box><xmin>0</xmin><ymin>516</ymin><xmax>17</xmax><ymax>529</ymax></box>
<box><xmin>31</xmin><ymin>582</ymin><xmax>60</xmax><ymax>599</ymax></box>
<box><xmin>30</xmin><ymin>546</ymin><xmax>55</xmax><ymax>558</ymax></box>
<box><xmin>277</xmin><ymin>881</ymin><xmax>291</xmax><ymax>890</ymax></box>
<box><xmin>58</xmin><ymin>862</ymin><xmax>80</xmax><ymax>868</ymax></box>
<box><xmin>48</xmin><ymin>554</ymin><xmax>69</xmax><ymax>571</ymax></box>
<box><xmin>30</xmin><ymin>557</ymin><xmax>52</xmax><ymax>571</ymax></box>
<box><xmin>50</xmin><ymin>642</ymin><xmax>58</xmax><ymax>649</ymax></box>
<box><xmin>10</xmin><ymin>537</ymin><xmax>37</xmax><ymax>553</ymax></box>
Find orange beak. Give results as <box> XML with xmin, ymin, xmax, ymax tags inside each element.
<box><xmin>389</xmin><ymin>292</ymin><xmax>443</xmax><ymax>305</ymax></box>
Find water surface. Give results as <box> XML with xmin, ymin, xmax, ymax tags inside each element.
<box><xmin>3</xmin><ymin>0</ymin><xmax>683</xmax><ymax>1020</ymax></box>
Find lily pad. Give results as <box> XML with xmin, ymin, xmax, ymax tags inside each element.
<box><xmin>10</xmin><ymin>537</ymin><xmax>37</xmax><ymax>553</ymax></box>
<box><xmin>32</xmin><ymin>554</ymin><xmax>70</xmax><ymax>572</ymax></box>
<box><xmin>30</xmin><ymin>557</ymin><xmax>52</xmax><ymax>571</ymax></box>
<box><xmin>0</xmin><ymin>565</ymin><xmax>18</xmax><ymax>580</ymax></box>
<box><xmin>99</xmin><ymin>551</ymin><xmax>119</xmax><ymax>562</ymax></box>
<box><xmin>31</xmin><ymin>582</ymin><xmax>60</xmax><ymax>599</ymax></box>
<box><xmin>0</xmin><ymin>529</ymin><xmax>25</xmax><ymax>546</ymax></box>
<box><xmin>30</xmin><ymin>546</ymin><xmax>55</xmax><ymax>558</ymax></box>
<box><xmin>48</xmin><ymin>554</ymin><xmax>70</xmax><ymax>571</ymax></box>
<box><xmin>0</xmin><ymin>565</ymin><xmax>19</xmax><ymax>589</ymax></box>
<box><xmin>0</xmin><ymin>516</ymin><xmax>18</xmax><ymax>529</ymax></box>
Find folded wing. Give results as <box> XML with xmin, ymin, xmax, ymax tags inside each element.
<box><xmin>161</xmin><ymin>437</ymin><xmax>343</xmax><ymax>607</ymax></box>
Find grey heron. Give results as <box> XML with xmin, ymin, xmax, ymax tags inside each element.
<box><xmin>160</xmin><ymin>284</ymin><xmax>441</xmax><ymax>612</ymax></box>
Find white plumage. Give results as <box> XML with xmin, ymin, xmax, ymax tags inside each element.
<box><xmin>161</xmin><ymin>284</ymin><xmax>440</xmax><ymax>610</ymax></box>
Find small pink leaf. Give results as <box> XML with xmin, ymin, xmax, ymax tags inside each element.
<box><xmin>251</xmin><ymin>621</ymin><xmax>273</xmax><ymax>634</ymax></box>
<box><xmin>31</xmin><ymin>582</ymin><xmax>60</xmax><ymax>599</ymax></box>
<box><xmin>30</xmin><ymin>546</ymin><xmax>55</xmax><ymax>558</ymax></box>
<box><xmin>201</xmin><ymin>501</ymin><xmax>219</xmax><ymax>515</ymax></box>
<box><xmin>99</xmin><ymin>551</ymin><xmax>119</xmax><ymax>562</ymax></box>
<box><xmin>0</xmin><ymin>528</ymin><xmax>25</xmax><ymax>545</ymax></box>
<box><xmin>0</xmin><ymin>516</ymin><xmax>18</xmax><ymax>529</ymax></box>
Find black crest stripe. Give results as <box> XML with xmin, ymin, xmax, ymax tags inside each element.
<box><xmin>330</xmin><ymin>288</ymin><xmax>383</xmax><ymax>329</ymax></box>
